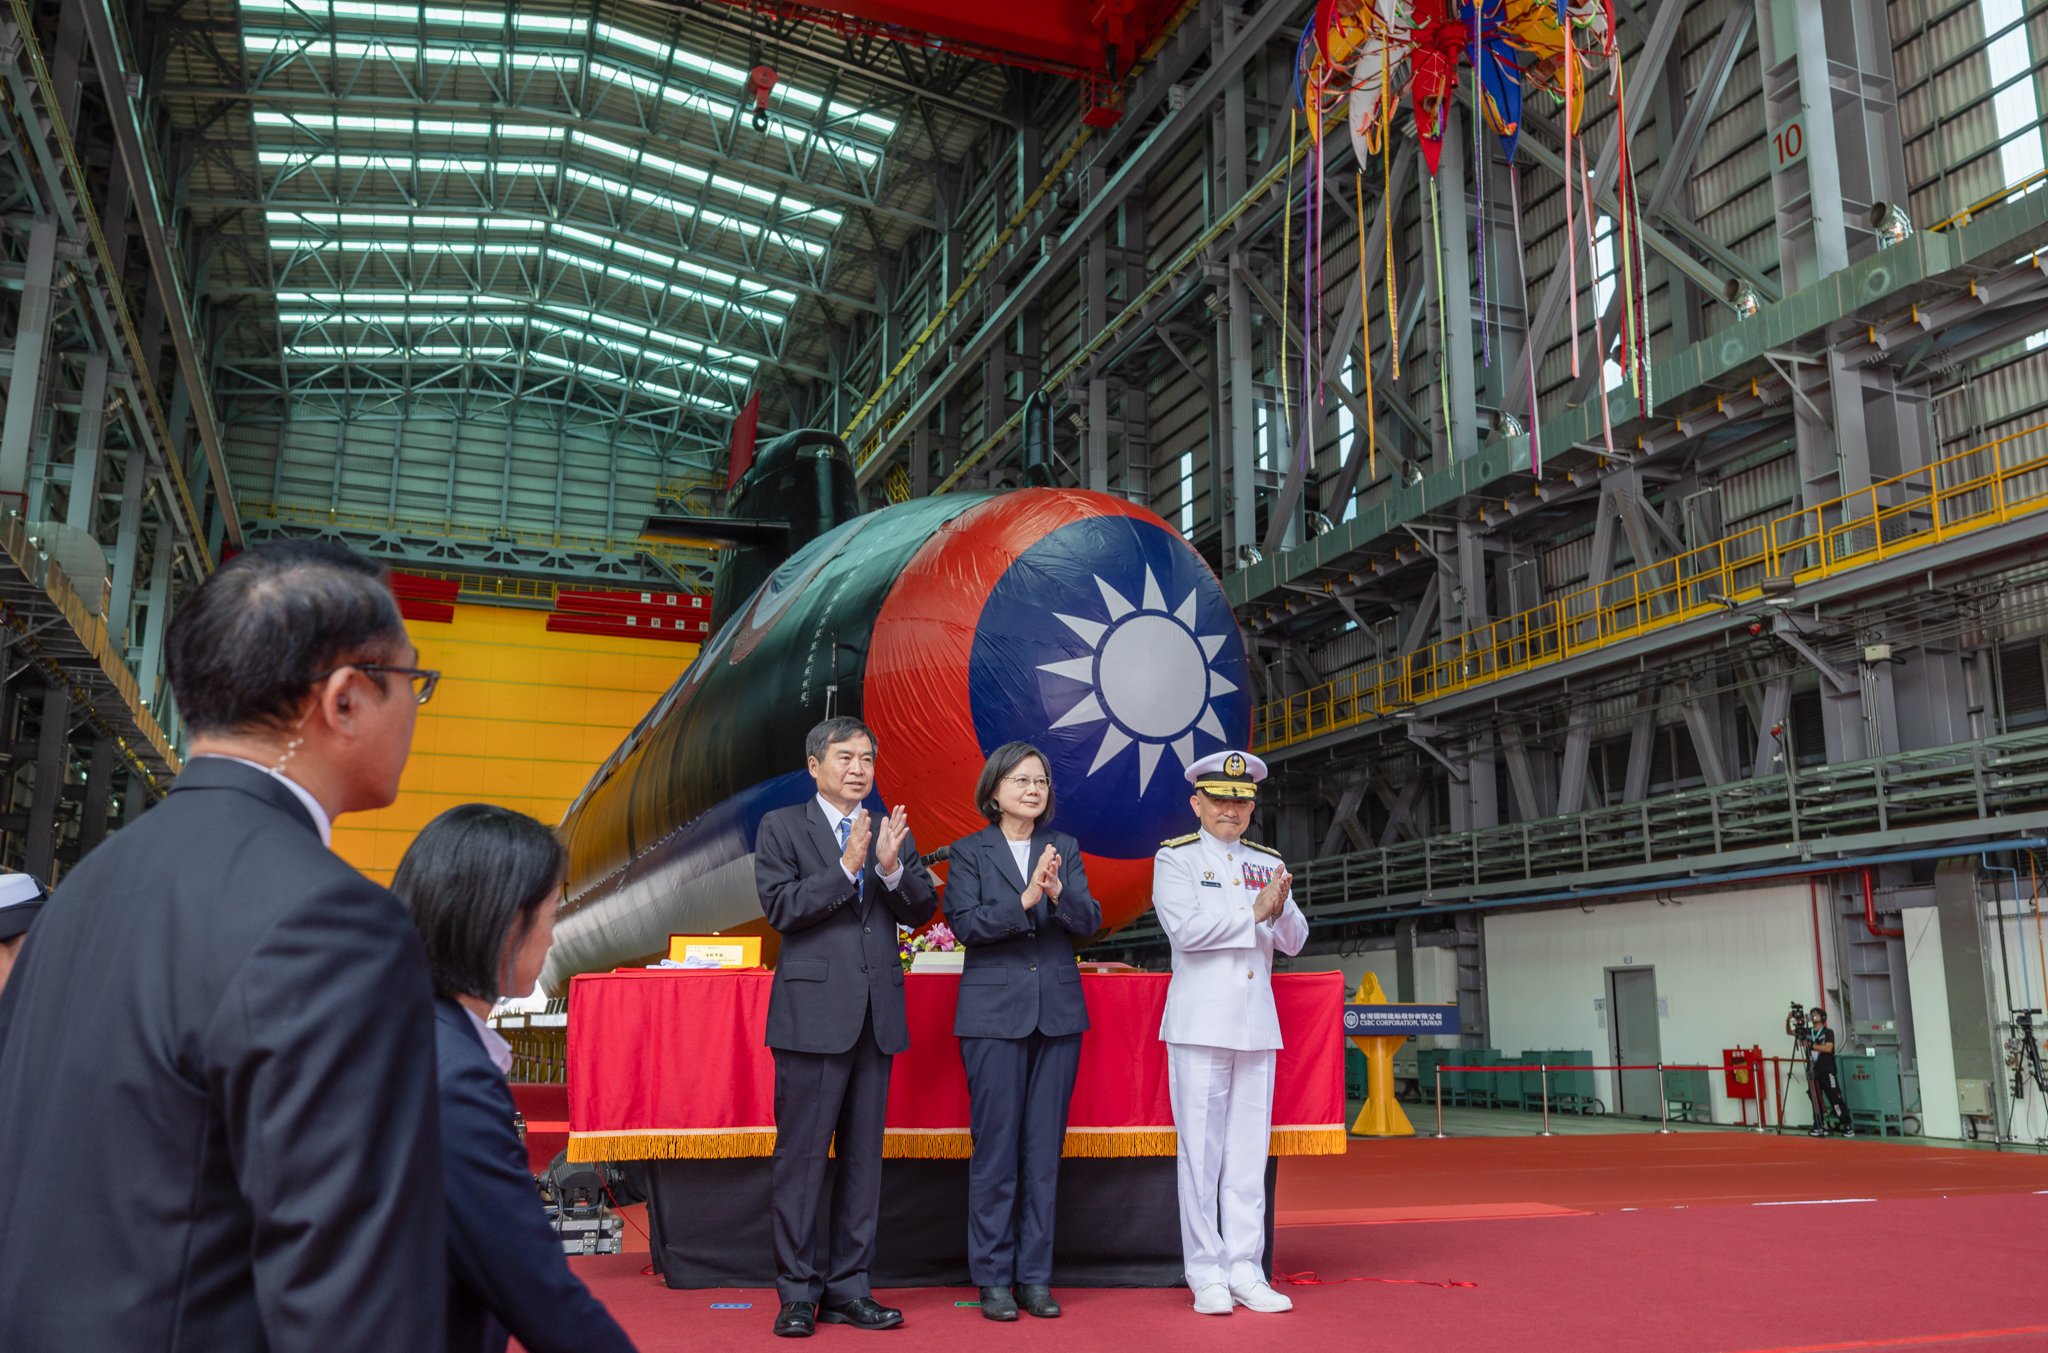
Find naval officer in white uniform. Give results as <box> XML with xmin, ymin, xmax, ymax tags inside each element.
<box><xmin>1153</xmin><ymin>749</ymin><xmax>1307</xmax><ymax>1316</ymax></box>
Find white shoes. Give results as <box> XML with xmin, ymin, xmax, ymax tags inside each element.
<box><xmin>1191</xmin><ymin>1284</ymin><xmax>1233</xmax><ymax>1315</ymax></box>
<box><xmin>1230</xmin><ymin>1281</ymin><xmax>1294</xmax><ymax>1313</ymax></box>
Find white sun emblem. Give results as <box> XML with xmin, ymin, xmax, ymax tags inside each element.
<box><xmin>1036</xmin><ymin>567</ymin><xmax>1238</xmax><ymax>791</ymax></box>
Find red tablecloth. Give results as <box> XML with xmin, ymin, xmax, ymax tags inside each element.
<box><xmin>566</xmin><ymin>969</ymin><xmax>1345</xmax><ymax>1162</ymax></box>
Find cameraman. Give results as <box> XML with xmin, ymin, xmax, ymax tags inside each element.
<box><xmin>1804</xmin><ymin>1006</ymin><xmax>1854</xmax><ymax>1138</ymax></box>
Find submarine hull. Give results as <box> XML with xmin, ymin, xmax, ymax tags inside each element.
<box><xmin>544</xmin><ymin>488</ymin><xmax>1251</xmax><ymax>992</ymax></box>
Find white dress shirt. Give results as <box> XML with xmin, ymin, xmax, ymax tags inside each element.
<box><xmin>197</xmin><ymin>754</ymin><xmax>334</xmax><ymax>847</ymax></box>
<box><xmin>816</xmin><ymin>794</ymin><xmax>904</xmax><ymax>891</ymax></box>
<box><xmin>463</xmin><ymin>1005</ymin><xmax>514</xmax><ymax>1076</ymax></box>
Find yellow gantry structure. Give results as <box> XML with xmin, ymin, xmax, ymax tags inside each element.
<box><xmin>1254</xmin><ymin>420</ymin><xmax>2048</xmax><ymax>753</ymax></box>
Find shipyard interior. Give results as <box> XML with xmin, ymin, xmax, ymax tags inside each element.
<box><xmin>5</xmin><ymin>0</ymin><xmax>2048</xmax><ymax>1349</ymax></box>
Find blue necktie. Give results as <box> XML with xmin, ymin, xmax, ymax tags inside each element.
<box><xmin>837</xmin><ymin>816</ymin><xmax>852</xmax><ymax>850</ymax></box>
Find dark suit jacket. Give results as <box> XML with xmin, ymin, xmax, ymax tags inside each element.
<box><xmin>437</xmin><ymin>999</ymin><xmax>636</xmax><ymax>1353</ymax></box>
<box><xmin>756</xmin><ymin>799</ymin><xmax>937</xmax><ymax>1055</ymax></box>
<box><xmin>944</xmin><ymin>826</ymin><xmax>1100</xmax><ymax>1039</ymax></box>
<box><xmin>0</xmin><ymin>756</ymin><xmax>444</xmax><ymax>1352</ymax></box>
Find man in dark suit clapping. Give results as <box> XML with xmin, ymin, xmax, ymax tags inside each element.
<box><xmin>755</xmin><ymin>716</ymin><xmax>937</xmax><ymax>1338</ymax></box>
<box><xmin>0</xmin><ymin>541</ymin><xmax>446</xmax><ymax>1352</ymax></box>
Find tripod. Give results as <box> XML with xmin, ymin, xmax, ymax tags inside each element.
<box><xmin>2005</xmin><ymin>1009</ymin><xmax>2048</xmax><ymax>1146</ymax></box>
<box><xmin>1781</xmin><ymin>1007</ymin><xmax>1834</xmax><ymax>1134</ymax></box>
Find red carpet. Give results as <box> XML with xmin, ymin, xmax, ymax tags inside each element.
<box><xmin>1276</xmin><ymin>1132</ymin><xmax>2048</xmax><ymax>1214</ymax></box>
<box><xmin>555</xmin><ymin>1193</ymin><xmax>2048</xmax><ymax>1352</ymax></box>
<box><xmin>510</xmin><ymin>1135</ymin><xmax>2048</xmax><ymax>1352</ymax></box>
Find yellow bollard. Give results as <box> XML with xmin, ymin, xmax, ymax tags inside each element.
<box><xmin>1347</xmin><ymin>972</ymin><xmax>1415</xmax><ymax>1138</ymax></box>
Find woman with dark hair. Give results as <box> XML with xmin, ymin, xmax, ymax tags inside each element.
<box><xmin>393</xmin><ymin>804</ymin><xmax>638</xmax><ymax>1353</ymax></box>
<box><xmin>943</xmin><ymin>742</ymin><xmax>1101</xmax><ymax>1321</ymax></box>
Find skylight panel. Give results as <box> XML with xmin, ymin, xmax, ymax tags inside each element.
<box><xmin>274</xmin><ymin>298</ymin><xmax>758</xmax><ymax>379</ymax></box>
<box><xmin>287</xmin><ymin>343</ymin><xmax>516</xmax><ymax>359</ymax></box>
<box><xmin>527</xmin><ymin>318</ymin><xmax>751</xmax><ymax>384</ymax></box>
<box><xmin>255</xmin><ymin>147</ymin><xmax>835</xmax><ymax>253</ymax></box>
<box><xmin>266</xmin><ymin>210</ymin><xmax>547</xmax><ymax>231</ymax></box>
<box><xmin>257</xmin><ymin>150</ymin><xmax>558</xmax><ymax>175</ymax></box>
<box><xmin>583</xmin><ymin>61</ymin><xmax>880</xmax><ymax>169</ymax></box>
<box><xmin>539</xmin><ymin>250</ymin><xmax>785</xmax><ymax>325</ymax></box>
<box><xmin>241</xmin><ymin>24</ymin><xmax>889</xmax><ymax>165</ymax></box>
<box><xmin>252</xmin><ymin>111</ymin><xmax>562</xmax><ymax>140</ymax></box>
<box><xmin>558</xmin><ymin>167</ymin><xmax>826</xmax><ymax>258</ymax></box>
<box><xmin>240</xmin><ymin>0</ymin><xmax>587</xmax><ymax>35</ymax></box>
<box><xmin>268</xmin><ymin>238</ymin><xmax>544</xmax><ymax>257</ymax></box>
<box><xmin>281</xmin><ymin>340</ymin><xmax>733</xmax><ymax>411</ymax></box>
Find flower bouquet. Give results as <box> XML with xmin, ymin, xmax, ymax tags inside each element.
<box><xmin>898</xmin><ymin>921</ymin><xmax>964</xmax><ymax>972</ymax></box>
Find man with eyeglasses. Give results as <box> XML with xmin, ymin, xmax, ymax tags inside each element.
<box><xmin>0</xmin><ymin>540</ymin><xmax>447</xmax><ymax>1352</ymax></box>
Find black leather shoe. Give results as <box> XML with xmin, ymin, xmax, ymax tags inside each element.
<box><xmin>1016</xmin><ymin>1284</ymin><xmax>1061</xmax><ymax>1318</ymax></box>
<box><xmin>774</xmin><ymin>1301</ymin><xmax>817</xmax><ymax>1337</ymax></box>
<box><xmin>820</xmin><ymin>1296</ymin><xmax>905</xmax><ymax>1330</ymax></box>
<box><xmin>978</xmin><ymin>1286</ymin><xmax>1018</xmax><ymax>1321</ymax></box>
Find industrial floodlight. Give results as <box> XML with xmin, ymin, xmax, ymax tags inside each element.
<box><xmin>1305</xmin><ymin>510</ymin><xmax>1335</xmax><ymax>537</ymax></box>
<box><xmin>1493</xmin><ymin>409</ymin><xmax>1524</xmax><ymax>436</ymax></box>
<box><xmin>1724</xmin><ymin>278</ymin><xmax>1762</xmax><ymax>319</ymax></box>
<box><xmin>1868</xmin><ymin>200</ymin><xmax>1914</xmax><ymax>249</ymax></box>
<box><xmin>1237</xmin><ymin>543</ymin><xmax>1264</xmax><ymax>566</ymax></box>
<box><xmin>1399</xmin><ymin>458</ymin><xmax>1425</xmax><ymax>487</ymax></box>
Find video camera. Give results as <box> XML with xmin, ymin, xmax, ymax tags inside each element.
<box><xmin>1785</xmin><ymin>1000</ymin><xmax>1815</xmax><ymax>1046</ymax></box>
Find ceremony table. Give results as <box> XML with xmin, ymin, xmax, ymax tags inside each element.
<box><xmin>567</xmin><ymin>969</ymin><xmax>1344</xmax><ymax>1287</ymax></box>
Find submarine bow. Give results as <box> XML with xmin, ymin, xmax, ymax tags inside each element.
<box><xmin>543</xmin><ymin>487</ymin><xmax>1251</xmax><ymax>992</ymax></box>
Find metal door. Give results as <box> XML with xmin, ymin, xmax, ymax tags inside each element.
<box><xmin>1609</xmin><ymin>967</ymin><xmax>1663</xmax><ymax>1117</ymax></box>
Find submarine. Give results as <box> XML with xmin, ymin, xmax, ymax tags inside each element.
<box><xmin>541</xmin><ymin>426</ymin><xmax>1252</xmax><ymax>992</ymax></box>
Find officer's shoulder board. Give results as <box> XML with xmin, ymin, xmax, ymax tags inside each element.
<box><xmin>1242</xmin><ymin>839</ymin><xmax>1283</xmax><ymax>859</ymax></box>
<box><xmin>1159</xmin><ymin>832</ymin><xmax>1201</xmax><ymax>849</ymax></box>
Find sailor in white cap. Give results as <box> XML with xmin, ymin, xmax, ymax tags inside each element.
<box><xmin>1152</xmin><ymin>750</ymin><xmax>1307</xmax><ymax>1316</ymax></box>
<box><xmin>0</xmin><ymin>872</ymin><xmax>49</xmax><ymax>998</ymax></box>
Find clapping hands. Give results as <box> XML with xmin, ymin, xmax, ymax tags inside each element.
<box><xmin>838</xmin><ymin>809</ymin><xmax>873</xmax><ymax>875</ymax></box>
<box><xmin>874</xmin><ymin>804</ymin><xmax>909</xmax><ymax>874</ymax></box>
<box><xmin>1253</xmin><ymin>867</ymin><xmax>1292</xmax><ymax>924</ymax></box>
<box><xmin>1021</xmin><ymin>844</ymin><xmax>1061</xmax><ymax>909</ymax></box>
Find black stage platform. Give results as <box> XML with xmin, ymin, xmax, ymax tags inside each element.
<box><xmin>641</xmin><ymin>1156</ymin><xmax>1278</xmax><ymax>1289</ymax></box>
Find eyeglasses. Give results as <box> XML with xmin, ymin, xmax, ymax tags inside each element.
<box><xmin>1002</xmin><ymin>775</ymin><xmax>1051</xmax><ymax>791</ymax></box>
<box><xmin>315</xmin><ymin>663</ymin><xmax>441</xmax><ymax>705</ymax></box>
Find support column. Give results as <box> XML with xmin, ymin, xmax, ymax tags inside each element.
<box><xmin>24</xmin><ymin>684</ymin><xmax>69</xmax><ymax>881</ymax></box>
<box><xmin>136</xmin><ymin>529</ymin><xmax>173</xmax><ymax>707</ymax></box>
<box><xmin>1433</xmin><ymin>110</ymin><xmax>1480</xmax><ymax>463</ymax></box>
<box><xmin>79</xmin><ymin>735</ymin><xmax>116</xmax><ymax>855</ymax></box>
<box><xmin>0</xmin><ymin>219</ymin><xmax>58</xmax><ymax>496</ymax></box>
<box><xmin>66</xmin><ymin>355</ymin><xmax>110</xmax><ymax>535</ymax></box>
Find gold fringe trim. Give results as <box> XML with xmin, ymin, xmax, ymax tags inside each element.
<box><xmin>567</xmin><ymin>1129</ymin><xmax>778</xmax><ymax>1162</ymax></box>
<box><xmin>1061</xmin><ymin>1128</ymin><xmax>1179</xmax><ymax>1158</ymax></box>
<box><xmin>1269</xmin><ymin>1126</ymin><xmax>1348</xmax><ymax>1156</ymax></box>
<box><xmin>569</xmin><ymin>1122</ymin><xmax>1350</xmax><ymax>1163</ymax></box>
<box><xmin>881</xmin><ymin>1131</ymin><xmax>975</xmax><ymax>1160</ymax></box>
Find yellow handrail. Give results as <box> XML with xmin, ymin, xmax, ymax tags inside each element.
<box><xmin>1253</xmin><ymin>421</ymin><xmax>2048</xmax><ymax>752</ymax></box>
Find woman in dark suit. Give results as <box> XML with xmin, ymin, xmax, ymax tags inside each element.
<box><xmin>393</xmin><ymin>804</ymin><xmax>638</xmax><ymax>1353</ymax></box>
<box><xmin>944</xmin><ymin>741</ymin><xmax>1102</xmax><ymax>1322</ymax></box>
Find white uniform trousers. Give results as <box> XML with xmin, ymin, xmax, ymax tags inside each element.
<box><xmin>1166</xmin><ymin>1042</ymin><xmax>1276</xmax><ymax>1293</ymax></box>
